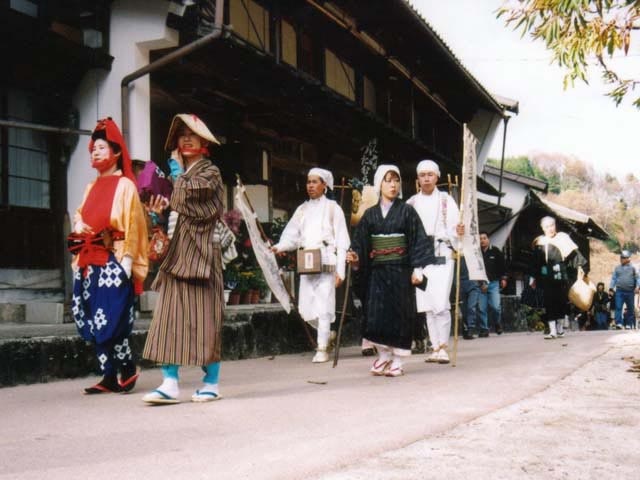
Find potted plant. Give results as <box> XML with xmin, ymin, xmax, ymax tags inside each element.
<box><xmin>223</xmin><ymin>263</ymin><xmax>240</xmax><ymax>305</ymax></box>
<box><xmin>237</xmin><ymin>271</ymin><xmax>254</xmax><ymax>304</ymax></box>
<box><xmin>249</xmin><ymin>269</ymin><xmax>268</xmax><ymax>304</ymax></box>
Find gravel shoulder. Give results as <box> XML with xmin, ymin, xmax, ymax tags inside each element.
<box><xmin>317</xmin><ymin>333</ymin><xmax>640</xmax><ymax>480</ymax></box>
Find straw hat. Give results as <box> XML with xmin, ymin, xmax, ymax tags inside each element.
<box><xmin>164</xmin><ymin>113</ymin><xmax>220</xmax><ymax>151</ymax></box>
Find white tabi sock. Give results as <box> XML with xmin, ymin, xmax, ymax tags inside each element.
<box><xmin>377</xmin><ymin>348</ymin><xmax>392</xmax><ymax>364</ymax></box>
<box><xmin>157</xmin><ymin>378</ymin><xmax>179</xmax><ymax>398</ymax></box>
<box><xmin>390</xmin><ymin>355</ymin><xmax>403</xmax><ymax>371</ymax></box>
<box><xmin>198</xmin><ymin>383</ymin><xmax>219</xmax><ymax>395</ymax></box>
<box><xmin>548</xmin><ymin>320</ymin><xmax>557</xmax><ymax>337</ymax></box>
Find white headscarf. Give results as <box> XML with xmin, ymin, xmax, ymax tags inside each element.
<box><xmin>416</xmin><ymin>159</ymin><xmax>440</xmax><ymax>177</ymax></box>
<box><xmin>373</xmin><ymin>164</ymin><xmax>403</xmax><ymax>199</ymax></box>
<box><xmin>308</xmin><ymin>167</ymin><xmax>334</xmax><ymax>191</ymax></box>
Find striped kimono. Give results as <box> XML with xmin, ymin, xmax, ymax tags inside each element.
<box><xmin>143</xmin><ymin>159</ymin><xmax>225</xmax><ymax>366</ymax></box>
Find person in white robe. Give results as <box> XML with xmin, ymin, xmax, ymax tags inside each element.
<box><xmin>406</xmin><ymin>160</ymin><xmax>464</xmax><ymax>364</ymax></box>
<box><xmin>271</xmin><ymin>168</ymin><xmax>350</xmax><ymax>363</ymax></box>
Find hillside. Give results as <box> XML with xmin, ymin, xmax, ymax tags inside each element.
<box><xmin>588</xmin><ymin>239</ymin><xmax>619</xmax><ymax>288</ymax></box>
<box><xmin>488</xmin><ymin>153</ymin><xmax>640</xmax><ymax>289</ymax></box>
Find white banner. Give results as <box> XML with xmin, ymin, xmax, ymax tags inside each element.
<box><xmin>461</xmin><ymin>126</ymin><xmax>488</xmax><ymax>282</ymax></box>
<box><xmin>235</xmin><ymin>181</ymin><xmax>293</xmax><ymax>313</ymax></box>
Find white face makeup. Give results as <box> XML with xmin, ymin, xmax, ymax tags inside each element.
<box><xmin>380</xmin><ymin>172</ymin><xmax>400</xmax><ymax>201</ymax></box>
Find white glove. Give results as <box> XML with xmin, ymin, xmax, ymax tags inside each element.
<box><xmin>74</xmin><ymin>220</ymin><xmax>91</xmax><ymax>234</ymax></box>
<box><xmin>121</xmin><ymin>255</ymin><xmax>133</xmax><ymax>279</ymax></box>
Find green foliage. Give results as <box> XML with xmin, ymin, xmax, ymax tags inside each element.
<box><xmin>498</xmin><ymin>0</ymin><xmax>640</xmax><ymax>108</ymax></box>
<box><xmin>236</xmin><ymin>271</ymin><xmax>253</xmax><ymax>293</ymax></box>
<box><xmin>249</xmin><ymin>269</ymin><xmax>269</xmax><ymax>293</ymax></box>
<box><xmin>521</xmin><ymin>305</ymin><xmax>546</xmax><ymax>331</ymax></box>
<box><xmin>488</xmin><ymin>155</ymin><xmax>533</xmax><ymax>176</ymax></box>
<box><xmin>487</xmin><ymin>155</ymin><xmax>557</xmax><ymax>190</ymax></box>
<box><xmin>268</xmin><ymin>216</ymin><xmax>296</xmax><ymax>270</ymax></box>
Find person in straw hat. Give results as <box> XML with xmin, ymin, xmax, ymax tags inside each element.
<box><xmin>346</xmin><ymin>165</ymin><xmax>433</xmax><ymax>377</ymax></box>
<box><xmin>406</xmin><ymin>159</ymin><xmax>464</xmax><ymax>365</ymax></box>
<box><xmin>142</xmin><ymin>114</ymin><xmax>226</xmax><ymax>404</ymax></box>
<box><xmin>69</xmin><ymin>117</ymin><xmax>149</xmax><ymax>394</ymax></box>
<box><xmin>271</xmin><ymin>167</ymin><xmax>350</xmax><ymax>363</ymax></box>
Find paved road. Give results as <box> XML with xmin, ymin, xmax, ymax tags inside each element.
<box><xmin>1</xmin><ymin>330</ymin><xmax>638</xmax><ymax>480</ymax></box>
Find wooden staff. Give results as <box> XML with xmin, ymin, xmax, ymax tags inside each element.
<box><xmin>333</xmin><ymin>176</ymin><xmax>351</xmax><ymax>367</ymax></box>
<box><xmin>452</xmin><ymin>174</ymin><xmax>464</xmax><ymax>367</ymax></box>
<box><xmin>333</xmin><ymin>262</ymin><xmax>352</xmax><ymax>367</ymax></box>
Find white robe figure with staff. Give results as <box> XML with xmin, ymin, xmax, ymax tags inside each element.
<box><xmin>407</xmin><ymin>160</ymin><xmax>463</xmax><ymax>365</ymax></box>
<box><xmin>270</xmin><ymin>168</ymin><xmax>350</xmax><ymax>363</ymax></box>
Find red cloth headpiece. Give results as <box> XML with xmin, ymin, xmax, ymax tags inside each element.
<box><xmin>88</xmin><ymin>117</ymin><xmax>136</xmax><ymax>184</ymax></box>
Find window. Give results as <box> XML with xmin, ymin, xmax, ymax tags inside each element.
<box><xmin>325</xmin><ymin>49</ymin><xmax>355</xmax><ymax>101</ymax></box>
<box><xmin>229</xmin><ymin>0</ymin><xmax>270</xmax><ymax>52</ymax></box>
<box><xmin>1</xmin><ymin>90</ymin><xmax>50</xmax><ymax>209</ymax></box>
<box><xmin>281</xmin><ymin>19</ymin><xmax>297</xmax><ymax>67</ymax></box>
<box><xmin>299</xmin><ymin>31</ymin><xmax>319</xmax><ymax>78</ymax></box>
<box><xmin>363</xmin><ymin>75</ymin><xmax>376</xmax><ymax>113</ymax></box>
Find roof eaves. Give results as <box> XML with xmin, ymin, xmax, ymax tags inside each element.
<box><xmin>400</xmin><ymin>0</ymin><xmax>504</xmax><ymax>116</ymax></box>
<box><xmin>483</xmin><ymin>165</ymin><xmax>548</xmax><ymax>192</ymax></box>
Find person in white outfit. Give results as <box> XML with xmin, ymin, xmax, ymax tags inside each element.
<box><xmin>271</xmin><ymin>168</ymin><xmax>350</xmax><ymax>363</ymax></box>
<box><xmin>406</xmin><ymin>160</ymin><xmax>464</xmax><ymax>364</ymax></box>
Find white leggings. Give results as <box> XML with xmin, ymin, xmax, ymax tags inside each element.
<box><xmin>426</xmin><ymin>309</ymin><xmax>452</xmax><ymax>349</ymax></box>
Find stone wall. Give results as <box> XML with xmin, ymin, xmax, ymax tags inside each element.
<box><xmin>0</xmin><ymin>306</ymin><xmax>361</xmax><ymax>387</ymax></box>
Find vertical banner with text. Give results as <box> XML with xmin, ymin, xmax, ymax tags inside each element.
<box><xmin>461</xmin><ymin>125</ymin><xmax>488</xmax><ymax>281</ymax></box>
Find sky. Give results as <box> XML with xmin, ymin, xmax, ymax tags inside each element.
<box><xmin>411</xmin><ymin>0</ymin><xmax>639</xmax><ymax>180</ymax></box>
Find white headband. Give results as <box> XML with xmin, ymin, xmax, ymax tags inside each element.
<box><xmin>308</xmin><ymin>167</ymin><xmax>334</xmax><ymax>191</ymax></box>
<box><xmin>416</xmin><ymin>159</ymin><xmax>440</xmax><ymax>177</ymax></box>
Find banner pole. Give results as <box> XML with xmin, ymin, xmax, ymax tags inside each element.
<box><xmin>452</xmin><ymin>148</ymin><xmax>466</xmax><ymax>368</ymax></box>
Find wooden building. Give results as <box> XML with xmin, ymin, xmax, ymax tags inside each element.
<box><xmin>1</xmin><ymin>0</ymin><xmax>507</xmax><ymax>319</ymax></box>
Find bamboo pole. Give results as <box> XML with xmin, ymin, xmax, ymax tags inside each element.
<box><xmin>452</xmin><ymin>173</ymin><xmax>464</xmax><ymax>367</ymax></box>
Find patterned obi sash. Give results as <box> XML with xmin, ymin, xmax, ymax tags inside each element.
<box><xmin>68</xmin><ymin>230</ymin><xmax>125</xmax><ymax>269</ymax></box>
<box><xmin>369</xmin><ymin>234</ymin><xmax>407</xmax><ymax>264</ymax></box>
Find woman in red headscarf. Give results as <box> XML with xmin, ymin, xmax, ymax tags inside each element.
<box><xmin>69</xmin><ymin>117</ymin><xmax>148</xmax><ymax>394</ymax></box>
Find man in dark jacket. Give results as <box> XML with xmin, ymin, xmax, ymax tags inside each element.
<box><xmin>478</xmin><ymin>232</ymin><xmax>507</xmax><ymax>336</ymax></box>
